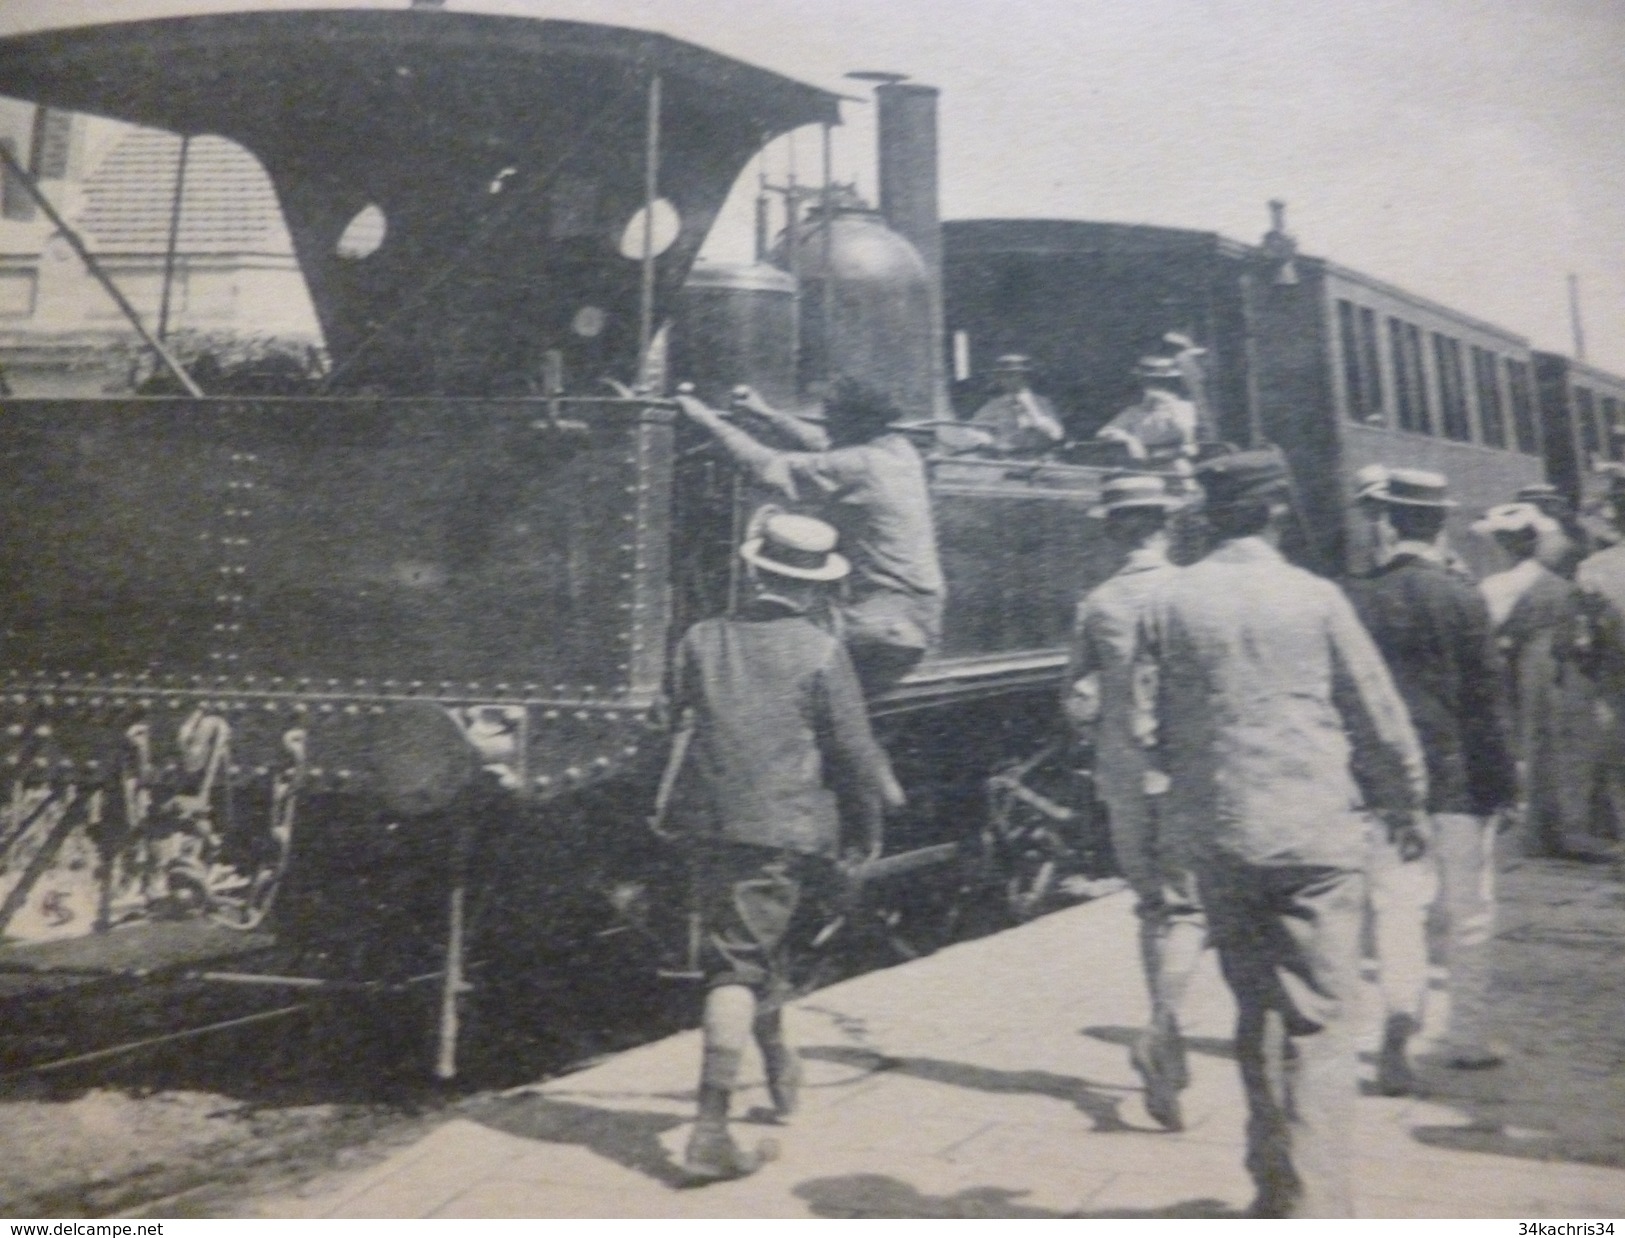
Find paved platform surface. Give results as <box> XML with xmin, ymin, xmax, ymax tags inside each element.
<box><xmin>238</xmin><ymin>888</ymin><xmax>1625</xmax><ymax>1219</ymax></box>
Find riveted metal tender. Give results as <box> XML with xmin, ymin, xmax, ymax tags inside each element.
<box><xmin>0</xmin><ymin>7</ymin><xmax>1126</xmax><ymax>1079</ymax></box>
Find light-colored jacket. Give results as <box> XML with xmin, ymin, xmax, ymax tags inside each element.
<box><xmin>1068</xmin><ymin>544</ymin><xmax>1176</xmax><ymax>814</ymax></box>
<box><xmin>1135</xmin><ymin>536</ymin><xmax>1427</xmax><ymax>869</ymax></box>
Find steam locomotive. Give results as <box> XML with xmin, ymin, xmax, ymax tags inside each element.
<box><xmin>0</xmin><ymin>7</ymin><xmax>1617</xmax><ymax>1078</ymax></box>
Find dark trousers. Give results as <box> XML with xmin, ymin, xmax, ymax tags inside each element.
<box><xmin>1200</xmin><ymin>857</ymin><xmax>1365</xmax><ymax>1218</ymax></box>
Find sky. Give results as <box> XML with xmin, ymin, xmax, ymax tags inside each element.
<box><xmin>3</xmin><ymin>0</ymin><xmax>1623</xmax><ymax>370</ymax></box>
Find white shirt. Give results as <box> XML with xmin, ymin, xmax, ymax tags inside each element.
<box><xmin>1479</xmin><ymin>557</ymin><xmax>1546</xmax><ymax>630</ymax></box>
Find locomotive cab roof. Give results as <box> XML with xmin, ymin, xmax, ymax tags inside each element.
<box><xmin>0</xmin><ymin>9</ymin><xmax>844</xmax><ymax>395</ymax></box>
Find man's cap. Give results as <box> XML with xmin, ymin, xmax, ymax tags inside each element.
<box><xmin>823</xmin><ymin>374</ymin><xmax>903</xmax><ymax>428</ymax></box>
<box><xmin>1364</xmin><ymin>466</ymin><xmax>1456</xmax><ymax>509</ymax></box>
<box><xmin>1134</xmin><ymin>355</ymin><xmax>1184</xmax><ymax>381</ymax></box>
<box><xmin>1195</xmin><ymin>448</ymin><xmax>1292</xmax><ymax>507</ymax></box>
<box><xmin>1471</xmin><ymin>502</ymin><xmax>1558</xmax><ymax>538</ymax></box>
<box><xmin>990</xmin><ymin>354</ymin><xmax>1034</xmax><ymax>373</ymax></box>
<box><xmin>1088</xmin><ymin>472</ymin><xmax>1187</xmax><ymax>518</ymax></box>
<box><xmin>740</xmin><ymin>512</ymin><xmax>850</xmax><ymax>582</ymax></box>
<box><xmin>1352</xmin><ymin>463</ymin><xmax>1390</xmax><ymax>502</ymax></box>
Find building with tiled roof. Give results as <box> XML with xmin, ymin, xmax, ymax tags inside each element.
<box><xmin>77</xmin><ymin>130</ymin><xmax>296</xmax><ymax>257</ymax></box>
<box><xmin>0</xmin><ymin>108</ymin><xmax>319</xmax><ymax>395</ymax></box>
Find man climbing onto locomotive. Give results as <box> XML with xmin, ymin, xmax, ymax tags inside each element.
<box><xmin>1065</xmin><ymin>472</ymin><xmax>1204</xmax><ymax>1131</ymax></box>
<box><xmin>1095</xmin><ymin>355</ymin><xmax>1200</xmax><ymax>460</ymax></box>
<box><xmin>1134</xmin><ymin>449</ymin><xmax>1428</xmax><ymax>1217</ymax></box>
<box><xmin>662</xmin><ymin>512</ymin><xmax>894</xmax><ymax>1182</ymax></box>
<box><xmin>960</xmin><ymin>353</ymin><xmax>1066</xmax><ymax>456</ymax></box>
<box><xmin>676</xmin><ymin>375</ymin><xmax>945</xmax><ymax>692</ymax></box>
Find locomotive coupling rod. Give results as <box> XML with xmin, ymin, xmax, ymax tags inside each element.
<box><xmin>842</xmin><ymin>841</ymin><xmax>961</xmax><ymax>886</ymax></box>
<box><xmin>0</xmin><ymin>1003</ymin><xmax>305</xmax><ymax>1082</ymax></box>
<box><xmin>0</xmin><ymin>142</ymin><xmax>203</xmax><ymax>397</ymax></box>
<box><xmin>187</xmin><ymin>969</ymin><xmax>444</xmax><ymax>992</ymax></box>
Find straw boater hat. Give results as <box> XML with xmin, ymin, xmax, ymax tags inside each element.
<box><xmin>1088</xmin><ymin>472</ymin><xmax>1186</xmax><ymax>518</ymax></box>
<box><xmin>740</xmin><ymin>512</ymin><xmax>850</xmax><ymax>582</ymax></box>
<box><xmin>1515</xmin><ymin>482</ymin><xmax>1562</xmax><ymax>504</ymax></box>
<box><xmin>1134</xmin><ymin>355</ymin><xmax>1184</xmax><ymax>382</ymax></box>
<box><xmin>1365</xmin><ymin>467</ymin><xmax>1456</xmax><ymax>508</ymax></box>
<box><xmin>1471</xmin><ymin>502</ymin><xmax>1558</xmax><ymax>538</ymax></box>
<box><xmin>1352</xmin><ymin>463</ymin><xmax>1391</xmax><ymax>503</ymax></box>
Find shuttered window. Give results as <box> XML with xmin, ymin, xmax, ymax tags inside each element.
<box><xmin>28</xmin><ymin>108</ymin><xmax>72</xmax><ymax>180</ymax></box>
<box><xmin>0</xmin><ymin>137</ymin><xmax>32</xmax><ymax>221</ymax></box>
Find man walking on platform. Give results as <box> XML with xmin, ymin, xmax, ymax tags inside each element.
<box><xmin>1066</xmin><ymin>473</ymin><xmax>1203</xmax><ymax>1130</ymax></box>
<box><xmin>1344</xmin><ymin>469</ymin><xmax>1517</xmax><ymax>1084</ymax></box>
<box><xmin>1135</xmin><ymin>449</ymin><xmax>1428</xmax><ymax>1218</ymax></box>
<box><xmin>1573</xmin><ymin>465</ymin><xmax>1625</xmax><ymax>849</ymax></box>
<box><xmin>662</xmin><ymin>513</ymin><xmax>894</xmax><ymax>1181</ymax></box>
<box><xmin>1477</xmin><ymin>501</ymin><xmax>1597</xmax><ymax>859</ymax></box>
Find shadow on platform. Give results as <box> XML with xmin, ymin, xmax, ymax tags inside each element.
<box><xmin>1081</xmin><ymin>1024</ymin><xmax>1235</xmax><ymax>1060</ymax></box>
<box><xmin>800</xmin><ymin>1044</ymin><xmax>1133</xmax><ymax>1131</ymax></box>
<box><xmin>470</xmin><ymin>1094</ymin><xmax>693</xmax><ymax>1188</ymax></box>
<box><xmin>793</xmin><ymin>1173</ymin><xmax>1237</xmax><ymax>1219</ymax></box>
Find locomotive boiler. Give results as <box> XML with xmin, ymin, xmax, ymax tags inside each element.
<box><xmin>0</xmin><ymin>8</ymin><xmax>1114</xmax><ymax>1076</ymax></box>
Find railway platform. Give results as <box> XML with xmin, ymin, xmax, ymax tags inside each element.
<box><xmin>235</xmin><ymin>879</ymin><xmax>1625</xmax><ymax>1220</ymax></box>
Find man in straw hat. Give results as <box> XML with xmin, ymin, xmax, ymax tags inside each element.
<box><xmin>677</xmin><ymin>376</ymin><xmax>945</xmax><ymax>691</ymax></box>
<box><xmin>1479</xmin><ymin>501</ymin><xmax>1610</xmax><ymax>862</ymax></box>
<box><xmin>1573</xmin><ymin>465</ymin><xmax>1625</xmax><ymax>849</ymax></box>
<box><xmin>963</xmin><ymin>353</ymin><xmax>1065</xmax><ymax>456</ymax></box>
<box><xmin>663</xmin><ymin>512</ymin><xmax>894</xmax><ymax>1181</ymax></box>
<box><xmin>1516</xmin><ymin>481</ymin><xmax>1590</xmax><ymax>576</ymax></box>
<box><xmin>1134</xmin><ymin>448</ymin><xmax>1427</xmax><ymax>1217</ymax></box>
<box><xmin>1065</xmin><ymin>472</ymin><xmax>1204</xmax><ymax>1130</ymax></box>
<box><xmin>1344</xmin><ymin>469</ymin><xmax>1516</xmax><ymax>1084</ymax></box>
<box><xmin>1095</xmin><ymin>355</ymin><xmax>1200</xmax><ymax>460</ymax></box>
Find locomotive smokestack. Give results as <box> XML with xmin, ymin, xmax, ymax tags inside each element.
<box><xmin>875</xmin><ymin>81</ymin><xmax>949</xmax><ymax>416</ymax></box>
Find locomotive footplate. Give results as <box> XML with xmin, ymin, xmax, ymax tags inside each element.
<box><xmin>0</xmin><ymin>918</ymin><xmax>276</xmax><ymax>983</ymax></box>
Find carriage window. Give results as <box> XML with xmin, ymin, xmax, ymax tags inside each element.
<box><xmin>1432</xmin><ymin>333</ymin><xmax>1471</xmax><ymax>442</ymax></box>
<box><xmin>1389</xmin><ymin>318</ymin><xmax>1432</xmax><ymax>435</ymax></box>
<box><xmin>1471</xmin><ymin>345</ymin><xmax>1508</xmax><ymax>449</ymax></box>
<box><xmin>1337</xmin><ymin>300</ymin><xmax>1384</xmax><ymax>423</ymax></box>
<box><xmin>1506</xmin><ymin>357</ymin><xmax>1538</xmax><ymax>454</ymax></box>
<box><xmin>1577</xmin><ymin>386</ymin><xmax>1601</xmax><ymax>460</ymax></box>
<box><xmin>1603</xmin><ymin>397</ymin><xmax>1623</xmax><ymax>462</ymax></box>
